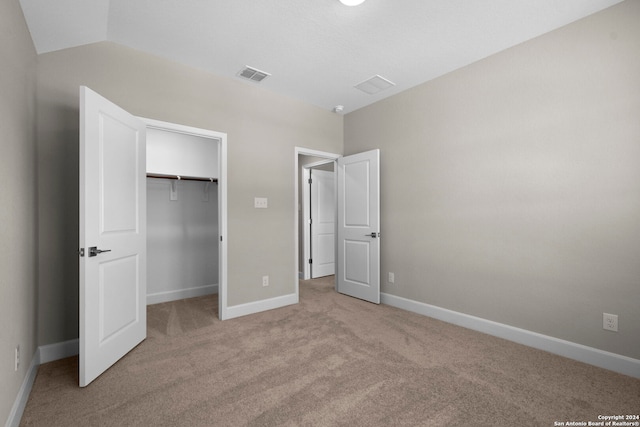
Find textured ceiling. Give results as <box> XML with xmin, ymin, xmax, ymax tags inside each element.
<box><xmin>19</xmin><ymin>0</ymin><xmax>623</xmax><ymax>113</ymax></box>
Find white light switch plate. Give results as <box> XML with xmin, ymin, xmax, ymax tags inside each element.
<box><xmin>254</xmin><ymin>197</ymin><xmax>268</xmax><ymax>208</ymax></box>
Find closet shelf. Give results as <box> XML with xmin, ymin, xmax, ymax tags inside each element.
<box><xmin>147</xmin><ymin>173</ymin><xmax>217</xmax><ymax>182</ymax></box>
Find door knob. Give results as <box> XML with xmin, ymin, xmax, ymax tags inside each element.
<box><xmin>88</xmin><ymin>246</ymin><xmax>112</xmax><ymax>257</ymax></box>
<box><xmin>365</xmin><ymin>232</ymin><xmax>380</xmax><ymax>238</ymax></box>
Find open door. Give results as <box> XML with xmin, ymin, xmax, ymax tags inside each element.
<box><xmin>310</xmin><ymin>169</ymin><xmax>335</xmax><ymax>278</ymax></box>
<box><xmin>79</xmin><ymin>86</ymin><xmax>147</xmax><ymax>387</ymax></box>
<box><xmin>337</xmin><ymin>149</ymin><xmax>380</xmax><ymax>304</ymax></box>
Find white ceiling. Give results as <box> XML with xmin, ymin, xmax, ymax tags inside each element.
<box><xmin>19</xmin><ymin>0</ymin><xmax>623</xmax><ymax>114</ymax></box>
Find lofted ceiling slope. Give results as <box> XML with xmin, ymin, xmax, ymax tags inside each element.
<box><xmin>19</xmin><ymin>0</ymin><xmax>623</xmax><ymax>113</ymax></box>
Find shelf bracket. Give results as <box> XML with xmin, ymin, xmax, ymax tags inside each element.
<box><xmin>170</xmin><ymin>180</ymin><xmax>178</xmax><ymax>200</ymax></box>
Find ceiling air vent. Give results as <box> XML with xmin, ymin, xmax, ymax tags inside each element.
<box><xmin>354</xmin><ymin>74</ymin><xmax>396</xmax><ymax>95</ymax></box>
<box><xmin>238</xmin><ymin>66</ymin><xmax>271</xmax><ymax>83</ymax></box>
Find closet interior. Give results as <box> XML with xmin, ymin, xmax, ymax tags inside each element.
<box><xmin>145</xmin><ymin>126</ymin><xmax>220</xmax><ymax>305</ymax></box>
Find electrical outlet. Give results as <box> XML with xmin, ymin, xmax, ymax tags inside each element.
<box><xmin>254</xmin><ymin>197</ymin><xmax>268</xmax><ymax>208</ymax></box>
<box><xmin>262</xmin><ymin>275</ymin><xmax>269</xmax><ymax>287</ymax></box>
<box><xmin>15</xmin><ymin>345</ymin><xmax>19</xmax><ymax>371</ymax></box>
<box><xmin>388</xmin><ymin>272</ymin><xmax>395</xmax><ymax>284</ymax></box>
<box><xmin>603</xmin><ymin>313</ymin><xmax>618</xmax><ymax>332</ymax></box>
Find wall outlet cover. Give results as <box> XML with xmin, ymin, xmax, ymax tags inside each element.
<box><xmin>603</xmin><ymin>313</ymin><xmax>618</xmax><ymax>332</ymax></box>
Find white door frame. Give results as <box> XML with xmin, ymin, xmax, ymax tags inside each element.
<box><xmin>301</xmin><ymin>159</ymin><xmax>336</xmax><ymax>280</ymax></box>
<box><xmin>141</xmin><ymin>118</ymin><xmax>228</xmax><ymax>320</ymax></box>
<box><xmin>295</xmin><ymin>148</ymin><xmax>340</xmax><ymax>292</ymax></box>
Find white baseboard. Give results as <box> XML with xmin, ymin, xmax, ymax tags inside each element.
<box><xmin>38</xmin><ymin>339</ymin><xmax>79</xmax><ymax>364</ymax></box>
<box><xmin>381</xmin><ymin>292</ymin><xmax>640</xmax><ymax>379</ymax></box>
<box><xmin>5</xmin><ymin>352</ymin><xmax>39</xmax><ymax>427</ymax></box>
<box><xmin>147</xmin><ymin>284</ymin><xmax>218</xmax><ymax>305</ymax></box>
<box><xmin>224</xmin><ymin>292</ymin><xmax>298</xmax><ymax>320</ymax></box>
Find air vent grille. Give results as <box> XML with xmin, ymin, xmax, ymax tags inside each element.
<box><xmin>238</xmin><ymin>66</ymin><xmax>271</xmax><ymax>82</ymax></box>
<box><xmin>354</xmin><ymin>75</ymin><xmax>396</xmax><ymax>95</ymax></box>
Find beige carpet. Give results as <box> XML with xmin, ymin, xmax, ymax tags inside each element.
<box><xmin>21</xmin><ymin>276</ymin><xmax>639</xmax><ymax>426</ymax></box>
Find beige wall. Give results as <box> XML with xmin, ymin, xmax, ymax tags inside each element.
<box><xmin>345</xmin><ymin>1</ymin><xmax>640</xmax><ymax>359</ymax></box>
<box><xmin>36</xmin><ymin>41</ymin><xmax>343</xmax><ymax>345</ymax></box>
<box><xmin>0</xmin><ymin>0</ymin><xmax>38</xmax><ymax>423</ymax></box>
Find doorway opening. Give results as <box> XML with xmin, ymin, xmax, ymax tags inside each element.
<box><xmin>294</xmin><ymin>147</ymin><xmax>381</xmax><ymax>306</ymax></box>
<box><xmin>295</xmin><ymin>148</ymin><xmax>340</xmax><ymax>297</ymax></box>
<box><xmin>142</xmin><ymin>118</ymin><xmax>228</xmax><ymax>320</ymax></box>
<box><xmin>301</xmin><ymin>159</ymin><xmax>335</xmax><ymax>280</ymax></box>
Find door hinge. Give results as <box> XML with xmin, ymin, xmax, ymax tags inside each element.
<box><xmin>220</xmin><ymin>236</ymin><xmax>223</xmax><ymax>242</ymax></box>
<box><xmin>309</xmin><ymin>259</ymin><xmax>312</xmax><ymax>264</ymax></box>
<box><xmin>308</xmin><ymin>178</ymin><xmax>312</xmax><ymax>184</ymax></box>
<box><xmin>79</xmin><ymin>248</ymin><xmax>85</xmax><ymax>257</ymax></box>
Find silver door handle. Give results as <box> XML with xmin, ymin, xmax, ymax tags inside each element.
<box><xmin>89</xmin><ymin>246</ymin><xmax>111</xmax><ymax>257</ymax></box>
<box><xmin>365</xmin><ymin>232</ymin><xmax>380</xmax><ymax>238</ymax></box>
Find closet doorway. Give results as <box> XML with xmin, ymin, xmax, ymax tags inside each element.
<box><xmin>142</xmin><ymin>118</ymin><xmax>228</xmax><ymax>320</ymax></box>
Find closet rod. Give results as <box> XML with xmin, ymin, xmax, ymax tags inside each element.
<box><xmin>146</xmin><ymin>173</ymin><xmax>217</xmax><ymax>183</ymax></box>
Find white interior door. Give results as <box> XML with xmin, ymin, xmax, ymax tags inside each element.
<box><xmin>337</xmin><ymin>149</ymin><xmax>380</xmax><ymax>303</ymax></box>
<box><xmin>310</xmin><ymin>169</ymin><xmax>335</xmax><ymax>278</ymax></box>
<box><xmin>79</xmin><ymin>86</ymin><xmax>147</xmax><ymax>387</ymax></box>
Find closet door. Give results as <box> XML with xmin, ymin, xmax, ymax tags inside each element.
<box><xmin>79</xmin><ymin>86</ymin><xmax>147</xmax><ymax>387</ymax></box>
